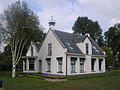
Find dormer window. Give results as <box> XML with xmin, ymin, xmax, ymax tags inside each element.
<box><xmin>48</xmin><ymin>43</ymin><xmax>52</xmax><ymax>56</ymax></box>
<box><xmin>86</xmin><ymin>43</ymin><xmax>89</xmax><ymax>54</ymax></box>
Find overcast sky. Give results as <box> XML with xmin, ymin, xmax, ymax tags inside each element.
<box><xmin>0</xmin><ymin>0</ymin><xmax>120</xmax><ymax>33</ymax></box>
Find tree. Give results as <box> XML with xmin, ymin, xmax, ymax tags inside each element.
<box><xmin>72</xmin><ymin>16</ymin><xmax>104</xmax><ymax>46</ymax></box>
<box><xmin>0</xmin><ymin>1</ymin><xmax>44</xmax><ymax>78</ymax></box>
<box><xmin>101</xmin><ymin>46</ymin><xmax>115</xmax><ymax>68</ymax></box>
<box><xmin>0</xmin><ymin>45</ymin><xmax>12</xmax><ymax>71</ymax></box>
<box><xmin>105</xmin><ymin>24</ymin><xmax>120</xmax><ymax>68</ymax></box>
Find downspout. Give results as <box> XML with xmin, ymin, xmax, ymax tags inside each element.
<box><xmin>66</xmin><ymin>53</ymin><xmax>68</xmax><ymax>78</ymax></box>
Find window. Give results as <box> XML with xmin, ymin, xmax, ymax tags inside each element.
<box><xmin>86</xmin><ymin>43</ymin><xmax>89</xmax><ymax>54</ymax></box>
<box><xmin>64</xmin><ymin>42</ymin><xmax>73</xmax><ymax>50</ymax></box>
<box><xmin>57</xmin><ymin>57</ymin><xmax>63</xmax><ymax>73</ymax></box>
<box><xmin>46</xmin><ymin>58</ymin><xmax>51</xmax><ymax>72</ymax></box>
<box><xmin>99</xmin><ymin>59</ymin><xmax>103</xmax><ymax>71</ymax></box>
<box><xmin>91</xmin><ymin>58</ymin><xmax>96</xmax><ymax>71</ymax></box>
<box><xmin>24</xmin><ymin>59</ymin><xmax>27</xmax><ymax>70</ymax></box>
<box><xmin>48</xmin><ymin>43</ymin><xmax>52</xmax><ymax>56</ymax></box>
<box><xmin>71</xmin><ymin>57</ymin><xmax>77</xmax><ymax>73</ymax></box>
<box><xmin>31</xmin><ymin>46</ymin><xmax>33</xmax><ymax>56</ymax></box>
<box><xmin>29</xmin><ymin>59</ymin><xmax>35</xmax><ymax>70</ymax></box>
<box><xmin>80</xmin><ymin>58</ymin><xmax>85</xmax><ymax>73</ymax></box>
<box><xmin>92</xmin><ymin>45</ymin><xmax>100</xmax><ymax>53</ymax></box>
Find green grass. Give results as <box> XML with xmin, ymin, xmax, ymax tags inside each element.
<box><xmin>0</xmin><ymin>70</ymin><xmax>120</xmax><ymax>90</ymax></box>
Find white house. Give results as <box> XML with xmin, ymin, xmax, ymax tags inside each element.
<box><xmin>23</xmin><ymin>20</ymin><xmax>106</xmax><ymax>76</ymax></box>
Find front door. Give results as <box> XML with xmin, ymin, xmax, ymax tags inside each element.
<box><xmin>39</xmin><ymin>60</ymin><xmax>42</xmax><ymax>73</ymax></box>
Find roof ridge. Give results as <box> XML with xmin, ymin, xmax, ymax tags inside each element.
<box><xmin>54</xmin><ymin>29</ymin><xmax>84</xmax><ymax>37</ymax></box>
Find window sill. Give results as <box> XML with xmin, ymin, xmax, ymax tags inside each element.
<box><xmin>57</xmin><ymin>71</ymin><xmax>63</xmax><ymax>73</ymax></box>
<box><xmin>80</xmin><ymin>71</ymin><xmax>85</xmax><ymax>73</ymax></box>
<box><xmin>99</xmin><ymin>70</ymin><xmax>103</xmax><ymax>71</ymax></box>
<box><xmin>71</xmin><ymin>71</ymin><xmax>77</xmax><ymax>73</ymax></box>
<box><xmin>28</xmin><ymin>70</ymin><xmax>35</xmax><ymax>71</ymax></box>
<box><xmin>91</xmin><ymin>70</ymin><xmax>96</xmax><ymax>72</ymax></box>
<box><xmin>46</xmin><ymin>71</ymin><xmax>51</xmax><ymax>72</ymax></box>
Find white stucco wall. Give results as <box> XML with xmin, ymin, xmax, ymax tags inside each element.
<box><xmin>26</xmin><ymin>42</ymin><xmax>38</xmax><ymax>56</ymax></box>
<box><xmin>23</xmin><ymin>58</ymin><xmax>38</xmax><ymax>73</ymax></box>
<box><xmin>38</xmin><ymin>30</ymin><xmax>67</xmax><ymax>75</ymax></box>
<box><xmin>23</xmin><ymin>42</ymin><xmax>38</xmax><ymax>73</ymax></box>
<box><xmin>23</xmin><ymin>30</ymin><xmax>106</xmax><ymax>75</ymax></box>
<box><xmin>76</xmin><ymin>37</ymin><xmax>92</xmax><ymax>55</ymax></box>
<box><xmin>67</xmin><ymin>55</ymin><xmax>105</xmax><ymax>75</ymax></box>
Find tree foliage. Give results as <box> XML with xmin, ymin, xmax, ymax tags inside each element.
<box><xmin>0</xmin><ymin>45</ymin><xmax>12</xmax><ymax>71</ymax></box>
<box><xmin>0</xmin><ymin>1</ymin><xmax>45</xmax><ymax>77</ymax></box>
<box><xmin>105</xmin><ymin>24</ymin><xmax>120</xmax><ymax>68</ymax></box>
<box><xmin>72</xmin><ymin>16</ymin><xmax>104</xmax><ymax>46</ymax></box>
<box><xmin>101</xmin><ymin>46</ymin><xmax>115</xmax><ymax>67</ymax></box>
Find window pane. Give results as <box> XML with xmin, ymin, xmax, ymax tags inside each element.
<box><xmin>48</xmin><ymin>43</ymin><xmax>52</xmax><ymax>56</ymax></box>
<box><xmin>31</xmin><ymin>46</ymin><xmax>33</xmax><ymax>56</ymax></box>
<box><xmin>99</xmin><ymin>59</ymin><xmax>103</xmax><ymax>70</ymax></box>
<box><xmin>29</xmin><ymin>59</ymin><xmax>35</xmax><ymax>70</ymax></box>
<box><xmin>46</xmin><ymin>58</ymin><xmax>51</xmax><ymax>72</ymax></box>
<box><xmin>91</xmin><ymin>59</ymin><xmax>96</xmax><ymax>71</ymax></box>
<box><xmin>24</xmin><ymin>60</ymin><xmax>27</xmax><ymax>70</ymax></box>
<box><xmin>80</xmin><ymin>58</ymin><xmax>85</xmax><ymax>72</ymax></box>
<box><xmin>57</xmin><ymin>57</ymin><xmax>63</xmax><ymax>72</ymax></box>
<box><xmin>71</xmin><ymin>57</ymin><xmax>77</xmax><ymax>73</ymax></box>
<box><xmin>86</xmin><ymin>43</ymin><xmax>89</xmax><ymax>54</ymax></box>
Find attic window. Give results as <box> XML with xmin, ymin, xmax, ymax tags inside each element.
<box><xmin>86</xmin><ymin>43</ymin><xmax>89</xmax><ymax>54</ymax></box>
<box><xmin>48</xmin><ymin>43</ymin><xmax>52</xmax><ymax>56</ymax></box>
<box><xmin>92</xmin><ymin>46</ymin><xmax>100</xmax><ymax>53</ymax></box>
<box><xmin>31</xmin><ymin>46</ymin><xmax>33</xmax><ymax>56</ymax></box>
<box><xmin>64</xmin><ymin>42</ymin><xmax>73</xmax><ymax>50</ymax></box>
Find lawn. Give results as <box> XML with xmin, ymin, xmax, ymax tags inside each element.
<box><xmin>0</xmin><ymin>70</ymin><xmax>120</xmax><ymax>90</ymax></box>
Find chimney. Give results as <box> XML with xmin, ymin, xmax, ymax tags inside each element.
<box><xmin>86</xmin><ymin>33</ymin><xmax>90</xmax><ymax>37</ymax></box>
<box><xmin>48</xmin><ymin>16</ymin><xmax>56</xmax><ymax>30</ymax></box>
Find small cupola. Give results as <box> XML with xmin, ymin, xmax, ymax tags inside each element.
<box><xmin>48</xmin><ymin>16</ymin><xmax>56</xmax><ymax>29</ymax></box>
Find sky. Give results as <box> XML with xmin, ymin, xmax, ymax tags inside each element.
<box><xmin>0</xmin><ymin>0</ymin><xmax>120</xmax><ymax>33</ymax></box>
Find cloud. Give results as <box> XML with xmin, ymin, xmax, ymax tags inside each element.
<box><xmin>110</xmin><ymin>18</ymin><xmax>120</xmax><ymax>27</ymax></box>
<box><xmin>0</xmin><ymin>0</ymin><xmax>120</xmax><ymax>33</ymax></box>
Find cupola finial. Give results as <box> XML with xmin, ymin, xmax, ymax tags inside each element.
<box><xmin>48</xmin><ymin>16</ymin><xmax>56</xmax><ymax>29</ymax></box>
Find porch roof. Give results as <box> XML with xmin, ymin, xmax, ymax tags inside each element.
<box><xmin>21</xmin><ymin>56</ymin><xmax>37</xmax><ymax>59</ymax></box>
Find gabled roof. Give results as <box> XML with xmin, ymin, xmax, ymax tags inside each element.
<box><xmin>53</xmin><ymin>30</ymin><xmax>104</xmax><ymax>55</ymax></box>
<box><xmin>53</xmin><ymin>30</ymin><xmax>84</xmax><ymax>54</ymax></box>
<box><xmin>34</xmin><ymin>42</ymin><xmax>42</xmax><ymax>51</ymax></box>
<box><xmin>32</xmin><ymin>41</ymin><xmax>42</xmax><ymax>52</ymax></box>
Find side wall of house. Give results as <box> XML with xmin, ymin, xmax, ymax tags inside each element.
<box><xmin>26</xmin><ymin>42</ymin><xmax>38</xmax><ymax>56</ymax></box>
<box><xmin>23</xmin><ymin>42</ymin><xmax>38</xmax><ymax>73</ymax></box>
<box><xmin>76</xmin><ymin>37</ymin><xmax>92</xmax><ymax>55</ymax></box>
<box><xmin>67</xmin><ymin>55</ymin><xmax>105</xmax><ymax>75</ymax></box>
<box><xmin>38</xmin><ymin>30</ymin><xmax>67</xmax><ymax>75</ymax></box>
<box><xmin>67</xmin><ymin>37</ymin><xmax>105</xmax><ymax>75</ymax></box>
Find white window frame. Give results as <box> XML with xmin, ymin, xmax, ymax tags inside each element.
<box><xmin>48</xmin><ymin>43</ymin><xmax>52</xmax><ymax>56</ymax></box>
<box><xmin>80</xmin><ymin>58</ymin><xmax>85</xmax><ymax>73</ymax></box>
<box><xmin>99</xmin><ymin>59</ymin><xmax>103</xmax><ymax>71</ymax></box>
<box><xmin>91</xmin><ymin>58</ymin><xmax>96</xmax><ymax>72</ymax></box>
<box><xmin>57</xmin><ymin>57</ymin><xmax>63</xmax><ymax>73</ymax></box>
<box><xmin>71</xmin><ymin>57</ymin><xmax>77</xmax><ymax>73</ymax></box>
<box><xmin>29</xmin><ymin>59</ymin><xmax>35</xmax><ymax>70</ymax></box>
<box><xmin>86</xmin><ymin>43</ymin><xmax>89</xmax><ymax>54</ymax></box>
<box><xmin>46</xmin><ymin>58</ymin><xmax>51</xmax><ymax>72</ymax></box>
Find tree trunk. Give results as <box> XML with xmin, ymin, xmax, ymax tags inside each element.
<box><xmin>12</xmin><ymin>64</ymin><xmax>16</xmax><ymax>78</ymax></box>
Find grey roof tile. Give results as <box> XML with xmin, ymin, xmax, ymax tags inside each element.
<box><xmin>54</xmin><ymin>30</ymin><xmax>104</xmax><ymax>55</ymax></box>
